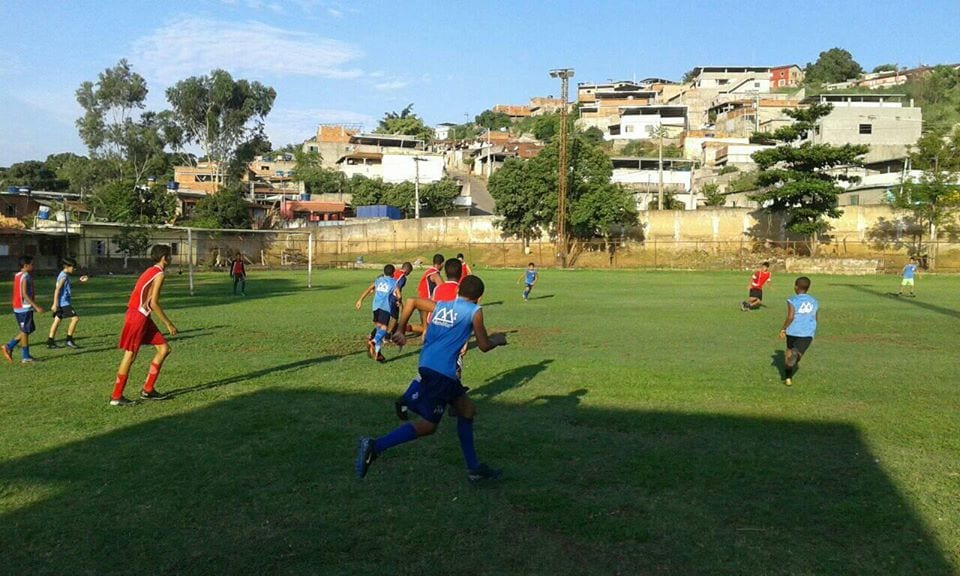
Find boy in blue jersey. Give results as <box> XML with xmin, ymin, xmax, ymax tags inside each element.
<box><xmin>355</xmin><ymin>264</ymin><xmax>400</xmax><ymax>363</ymax></box>
<box><xmin>518</xmin><ymin>262</ymin><xmax>539</xmax><ymax>301</ymax></box>
<box><xmin>47</xmin><ymin>257</ymin><xmax>88</xmax><ymax>349</ymax></box>
<box><xmin>355</xmin><ymin>275</ymin><xmax>507</xmax><ymax>484</ymax></box>
<box><xmin>779</xmin><ymin>276</ymin><xmax>819</xmax><ymax>387</ymax></box>
<box><xmin>897</xmin><ymin>257</ymin><xmax>919</xmax><ymax>297</ymax></box>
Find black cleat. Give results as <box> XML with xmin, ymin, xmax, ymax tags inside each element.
<box><xmin>355</xmin><ymin>437</ymin><xmax>377</xmax><ymax>479</ymax></box>
<box><xmin>467</xmin><ymin>463</ymin><xmax>502</xmax><ymax>485</ymax></box>
<box><xmin>394</xmin><ymin>399</ymin><xmax>409</xmax><ymax>421</ymax></box>
<box><xmin>140</xmin><ymin>389</ymin><xmax>170</xmax><ymax>401</ymax></box>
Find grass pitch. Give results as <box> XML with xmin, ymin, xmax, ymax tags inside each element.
<box><xmin>0</xmin><ymin>268</ymin><xmax>958</xmax><ymax>575</ymax></box>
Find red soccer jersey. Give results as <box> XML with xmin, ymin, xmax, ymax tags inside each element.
<box><xmin>750</xmin><ymin>270</ymin><xmax>771</xmax><ymax>290</ymax></box>
<box><xmin>460</xmin><ymin>262</ymin><xmax>472</xmax><ymax>279</ymax></box>
<box><xmin>127</xmin><ymin>265</ymin><xmax>164</xmax><ymax>317</ymax></box>
<box><xmin>12</xmin><ymin>271</ymin><xmax>32</xmax><ymax>310</ymax></box>
<box><xmin>231</xmin><ymin>259</ymin><xmax>245</xmax><ymax>276</ymax></box>
<box><xmin>417</xmin><ymin>266</ymin><xmax>440</xmax><ymax>299</ymax></box>
<box><xmin>433</xmin><ymin>281</ymin><xmax>460</xmax><ymax>302</ymax></box>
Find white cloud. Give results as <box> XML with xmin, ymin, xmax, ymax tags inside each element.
<box><xmin>264</xmin><ymin>107</ymin><xmax>375</xmax><ymax>146</ymax></box>
<box><xmin>132</xmin><ymin>18</ymin><xmax>364</xmax><ymax>84</ymax></box>
<box><xmin>374</xmin><ymin>80</ymin><xmax>410</xmax><ymax>92</ymax></box>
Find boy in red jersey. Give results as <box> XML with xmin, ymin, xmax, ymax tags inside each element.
<box><xmin>3</xmin><ymin>256</ymin><xmax>45</xmax><ymax>363</ymax></box>
<box><xmin>109</xmin><ymin>245</ymin><xmax>178</xmax><ymax>406</ymax></box>
<box><xmin>741</xmin><ymin>261</ymin><xmax>771</xmax><ymax>311</ymax></box>
<box><xmin>412</xmin><ymin>254</ymin><xmax>444</xmax><ymax>334</ymax></box>
<box><xmin>229</xmin><ymin>251</ymin><xmax>249</xmax><ymax>296</ymax></box>
<box><xmin>433</xmin><ymin>258</ymin><xmax>463</xmax><ymax>303</ymax></box>
<box><xmin>456</xmin><ymin>253</ymin><xmax>472</xmax><ymax>279</ymax></box>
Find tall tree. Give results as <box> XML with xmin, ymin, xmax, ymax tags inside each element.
<box><xmin>165</xmin><ymin>69</ymin><xmax>276</xmax><ymax>186</ymax></box>
<box><xmin>375</xmin><ymin>104</ymin><xmax>433</xmax><ymax>142</ymax></box>
<box><xmin>804</xmin><ymin>48</ymin><xmax>863</xmax><ymax>85</ymax></box>
<box><xmin>889</xmin><ymin>127</ymin><xmax>960</xmax><ymax>267</ymax></box>
<box><xmin>475</xmin><ymin>109</ymin><xmax>512</xmax><ymax>131</ymax></box>
<box><xmin>750</xmin><ymin>104</ymin><xmax>869</xmax><ymax>254</ymax></box>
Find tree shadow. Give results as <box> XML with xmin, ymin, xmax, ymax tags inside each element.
<box><xmin>0</xmin><ymin>389</ymin><xmax>952</xmax><ymax>575</ymax></box>
<box><xmin>471</xmin><ymin>359</ymin><xmax>554</xmax><ymax>400</ymax></box>
<box><xmin>835</xmin><ymin>283</ymin><xmax>960</xmax><ymax>320</ymax></box>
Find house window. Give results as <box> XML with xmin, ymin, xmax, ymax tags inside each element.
<box><xmin>624</xmin><ymin>125</ymin><xmax>634</xmax><ymax>133</ymax></box>
<box><xmin>778</xmin><ymin>79</ymin><xmax>785</xmax><ymax>87</ymax></box>
<box><xmin>848</xmin><ymin>194</ymin><xmax>860</xmax><ymax>206</ymax></box>
<box><xmin>754</xmin><ymin>82</ymin><xmax>760</xmax><ymax>88</ymax></box>
<box><xmin>261</xmin><ymin>165</ymin><xmax>270</xmax><ymax>171</ymax></box>
<box><xmin>93</xmin><ymin>240</ymin><xmax>105</xmax><ymax>255</ymax></box>
<box><xmin>859</xmin><ymin>124</ymin><xmax>873</xmax><ymax>135</ymax></box>
<box><xmin>3</xmin><ymin>204</ymin><xmax>14</xmax><ymax>217</ymax></box>
<box><xmin>170</xmin><ymin>242</ymin><xmax>179</xmax><ymax>255</ymax></box>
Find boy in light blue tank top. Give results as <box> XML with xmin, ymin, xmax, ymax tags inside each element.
<box><xmin>355</xmin><ymin>275</ymin><xmax>508</xmax><ymax>485</ymax></box>
<box><xmin>898</xmin><ymin>257</ymin><xmax>919</xmax><ymax>297</ymax></box>
<box><xmin>779</xmin><ymin>276</ymin><xmax>819</xmax><ymax>387</ymax></box>
<box><xmin>355</xmin><ymin>264</ymin><xmax>400</xmax><ymax>362</ymax></box>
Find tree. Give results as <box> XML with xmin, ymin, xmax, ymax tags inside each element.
<box><xmin>750</xmin><ymin>104</ymin><xmax>869</xmax><ymax>254</ymax></box>
<box><xmin>375</xmin><ymin>104</ymin><xmax>433</xmax><ymax>142</ymax></box>
<box><xmin>418</xmin><ymin>178</ymin><xmax>462</xmax><ymax>216</ymax></box>
<box><xmin>804</xmin><ymin>48</ymin><xmax>863</xmax><ymax>85</ymax></box>
<box><xmin>165</xmin><ymin>69</ymin><xmax>276</xmax><ymax>186</ymax></box>
<box><xmin>191</xmin><ymin>183</ymin><xmax>251</xmax><ymax>229</ymax></box>
<box><xmin>1</xmin><ymin>160</ymin><xmax>66</xmax><ymax>191</ymax></box>
<box><xmin>702</xmin><ymin>183</ymin><xmax>726</xmax><ymax>207</ymax></box>
<box><xmin>872</xmin><ymin>64</ymin><xmax>898</xmax><ymax>73</ymax></box>
<box><xmin>75</xmin><ymin>59</ymin><xmax>166</xmax><ymax>186</ymax></box>
<box><xmin>293</xmin><ymin>149</ymin><xmax>347</xmax><ymax>196</ymax></box>
<box><xmin>347</xmin><ymin>175</ymin><xmax>388</xmax><ymax>207</ymax></box>
<box><xmin>888</xmin><ymin>127</ymin><xmax>960</xmax><ymax>266</ymax></box>
<box><xmin>88</xmin><ymin>180</ymin><xmax>176</xmax><ymax>224</ymax></box>
<box><xmin>475</xmin><ymin>109</ymin><xmax>512</xmax><ymax>131</ymax></box>
<box><xmin>682</xmin><ymin>68</ymin><xmax>699</xmax><ymax>84</ymax></box>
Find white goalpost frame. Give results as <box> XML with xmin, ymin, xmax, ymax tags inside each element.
<box><xmin>177</xmin><ymin>226</ymin><xmax>314</xmax><ymax>295</ymax></box>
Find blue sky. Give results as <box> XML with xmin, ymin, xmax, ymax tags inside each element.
<box><xmin>1</xmin><ymin>0</ymin><xmax>958</xmax><ymax>166</ymax></box>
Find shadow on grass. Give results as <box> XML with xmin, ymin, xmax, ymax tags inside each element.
<box><xmin>771</xmin><ymin>350</ymin><xmax>785</xmax><ymax>380</ymax></box>
<box><xmin>833</xmin><ymin>283</ymin><xmax>960</xmax><ymax>319</ymax></box>
<box><xmin>0</xmin><ymin>389</ymin><xmax>953</xmax><ymax>575</ymax></box>
<box><xmin>528</xmin><ymin>293</ymin><xmax>555</xmax><ymax>301</ymax></box>
<box><xmin>37</xmin><ymin>326</ymin><xmax>225</xmax><ymax>362</ymax></box>
<box><xmin>472</xmin><ymin>359</ymin><xmax>554</xmax><ymax>400</ymax></box>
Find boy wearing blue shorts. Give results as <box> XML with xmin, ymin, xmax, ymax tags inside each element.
<box><xmin>898</xmin><ymin>257</ymin><xmax>919</xmax><ymax>297</ymax></box>
<box><xmin>518</xmin><ymin>262</ymin><xmax>539</xmax><ymax>301</ymax></box>
<box><xmin>779</xmin><ymin>276</ymin><xmax>819</xmax><ymax>387</ymax></box>
<box><xmin>48</xmin><ymin>257</ymin><xmax>88</xmax><ymax>349</ymax></box>
<box><xmin>355</xmin><ymin>275</ymin><xmax>507</xmax><ymax>484</ymax></box>
<box><xmin>3</xmin><ymin>256</ymin><xmax>45</xmax><ymax>363</ymax></box>
<box><xmin>355</xmin><ymin>264</ymin><xmax>400</xmax><ymax>363</ymax></box>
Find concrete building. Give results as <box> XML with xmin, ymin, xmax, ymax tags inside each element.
<box><xmin>492</xmin><ymin>105</ymin><xmax>531</xmax><ymax>119</ymax></box>
<box><xmin>690</xmin><ymin>66</ymin><xmax>773</xmax><ymax>93</ymax></box>
<box><xmin>606</xmin><ymin>105</ymin><xmax>688</xmax><ymax>140</ymax></box>
<box><xmin>769</xmin><ymin>65</ymin><xmax>804</xmax><ymax>88</ymax></box>
<box><xmin>610</xmin><ymin>157</ymin><xmax>699</xmax><ymax>210</ymax></box>
<box><xmin>806</xmin><ymin>94</ymin><xmax>923</xmax><ymax>164</ymax></box>
<box><xmin>709</xmin><ymin>98</ymin><xmax>803</xmax><ymax>137</ymax></box>
<box><xmin>577</xmin><ymin>81</ymin><xmax>658</xmax><ymax>123</ymax></box>
<box><xmin>434</xmin><ymin>123</ymin><xmax>457</xmax><ymax>141</ymax></box>
<box><xmin>302</xmin><ymin>125</ymin><xmax>361</xmax><ymax>169</ymax></box>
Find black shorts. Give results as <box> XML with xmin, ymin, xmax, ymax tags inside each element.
<box><xmin>786</xmin><ymin>336</ymin><xmax>813</xmax><ymax>355</ymax></box>
<box><xmin>749</xmin><ymin>288</ymin><xmax>763</xmax><ymax>299</ymax></box>
<box><xmin>55</xmin><ymin>306</ymin><xmax>78</xmax><ymax>319</ymax></box>
<box><xmin>372</xmin><ymin>309</ymin><xmax>391</xmax><ymax>326</ymax></box>
<box><xmin>391</xmin><ymin>302</ymin><xmax>400</xmax><ymax>320</ymax></box>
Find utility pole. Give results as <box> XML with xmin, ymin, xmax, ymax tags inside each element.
<box><xmin>413</xmin><ymin>156</ymin><xmax>426</xmax><ymax>219</ymax></box>
<box><xmin>550</xmin><ymin>68</ymin><xmax>574</xmax><ymax>268</ymax></box>
<box><xmin>657</xmin><ymin>127</ymin><xmax>664</xmax><ymax>210</ymax></box>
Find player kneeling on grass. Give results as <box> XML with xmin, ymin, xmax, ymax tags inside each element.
<box><xmin>741</xmin><ymin>261</ymin><xmax>771</xmax><ymax>311</ymax></box>
<box><xmin>779</xmin><ymin>276</ymin><xmax>819</xmax><ymax>387</ymax></box>
<box><xmin>355</xmin><ymin>275</ymin><xmax>507</xmax><ymax>485</ymax></box>
<box><xmin>110</xmin><ymin>245</ymin><xmax>178</xmax><ymax>406</ymax></box>
<box><xmin>48</xmin><ymin>257</ymin><xmax>88</xmax><ymax>349</ymax></box>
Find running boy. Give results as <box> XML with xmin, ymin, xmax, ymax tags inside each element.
<box><xmin>3</xmin><ymin>256</ymin><xmax>44</xmax><ymax>363</ymax></box>
<box><xmin>518</xmin><ymin>262</ymin><xmax>539</xmax><ymax>301</ymax></box>
<box><xmin>742</xmin><ymin>261</ymin><xmax>772</xmax><ymax>311</ymax></box>
<box><xmin>355</xmin><ymin>264</ymin><xmax>400</xmax><ymax>362</ymax></box>
<box><xmin>47</xmin><ymin>257</ymin><xmax>88</xmax><ymax>349</ymax></box>
<box><xmin>355</xmin><ymin>275</ymin><xmax>507</xmax><ymax>484</ymax></box>
<box><xmin>389</xmin><ymin>262</ymin><xmax>414</xmax><ymax>335</ymax></box>
<box><xmin>110</xmin><ymin>244</ymin><xmax>178</xmax><ymax>406</ymax></box>
<box><xmin>433</xmin><ymin>258</ymin><xmax>463</xmax><ymax>303</ymax></box>
<box><xmin>456</xmin><ymin>253</ymin><xmax>472</xmax><ymax>278</ymax></box>
<box><xmin>779</xmin><ymin>276</ymin><xmax>819</xmax><ymax>387</ymax></box>
<box><xmin>898</xmin><ymin>257</ymin><xmax>919</xmax><ymax>297</ymax></box>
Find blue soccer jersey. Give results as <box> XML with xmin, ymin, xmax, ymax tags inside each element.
<box><xmin>420</xmin><ymin>297</ymin><xmax>479</xmax><ymax>379</ymax></box>
<box><xmin>371</xmin><ymin>275</ymin><xmax>398</xmax><ymax>313</ymax></box>
<box><xmin>57</xmin><ymin>271</ymin><xmax>72</xmax><ymax>308</ymax></box>
<box><xmin>902</xmin><ymin>264</ymin><xmax>917</xmax><ymax>279</ymax></box>
<box><xmin>525</xmin><ymin>269</ymin><xmax>538</xmax><ymax>285</ymax></box>
<box><xmin>786</xmin><ymin>294</ymin><xmax>819</xmax><ymax>338</ymax></box>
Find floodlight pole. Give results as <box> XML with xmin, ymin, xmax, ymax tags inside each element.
<box><xmin>550</xmin><ymin>67</ymin><xmax>574</xmax><ymax>268</ymax></box>
<box><xmin>413</xmin><ymin>156</ymin><xmax>427</xmax><ymax>219</ymax></box>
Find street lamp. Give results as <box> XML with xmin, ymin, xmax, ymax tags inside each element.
<box><xmin>549</xmin><ymin>67</ymin><xmax>574</xmax><ymax>268</ymax></box>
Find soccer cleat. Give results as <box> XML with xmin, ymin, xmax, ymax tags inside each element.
<box><xmin>784</xmin><ymin>378</ymin><xmax>793</xmax><ymax>387</ymax></box>
<box><xmin>394</xmin><ymin>399</ymin><xmax>409</xmax><ymax>421</ymax></box>
<box><xmin>366</xmin><ymin>338</ymin><xmax>376</xmax><ymax>359</ymax></box>
<box><xmin>21</xmin><ymin>356</ymin><xmax>36</xmax><ymax>364</ymax></box>
<box><xmin>376</xmin><ymin>352</ymin><xmax>386</xmax><ymax>363</ymax></box>
<box><xmin>355</xmin><ymin>437</ymin><xmax>377</xmax><ymax>479</ymax></box>
<box><xmin>65</xmin><ymin>340</ymin><xmax>78</xmax><ymax>349</ymax></box>
<box><xmin>467</xmin><ymin>463</ymin><xmax>502</xmax><ymax>485</ymax></box>
<box><xmin>140</xmin><ymin>389</ymin><xmax>170</xmax><ymax>401</ymax></box>
<box><xmin>47</xmin><ymin>339</ymin><xmax>59</xmax><ymax>349</ymax></box>
<box><xmin>110</xmin><ymin>396</ymin><xmax>134</xmax><ymax>406</ymax></box>
<box><xmin>1</xmin><ymin>346</ymin><xmax>12</xmax><ymax>363</ymax></box>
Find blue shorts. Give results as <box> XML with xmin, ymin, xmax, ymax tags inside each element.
<box><xmin>401</xmin><ymin>367</ymin><xmax>468</xmax><ymax>424</ymax></box>
<box><xmin>14</xmin><ymin>311</ymin><xmax>36</xmax><ymax>335</ymax></box>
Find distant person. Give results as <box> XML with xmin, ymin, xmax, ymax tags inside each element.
<box><xmin>779</xmin><ymin>276</ymin><xmax>819</xmax><ymax>387</ymax></box>
<box><xmin>230</xmin><ymin>252</ymin><xmax>249</xmax><ymax>296</ymax></box>
<box><xmin>355</xmin><ymin>275</ymin><xmax>507</xmax><ymax>484</ymax></box>
<box><xmin>3</xmin><ymin>256</ymin><xmax>44</xmax><ymax>364</ymax></box>
<box><xmin>898</xmin><ymin>257</ymin><xmax>919</xmax><ymax>297</ymax></box>
<box><xmin>110</xmin><ymin>245</ymin><xmax>178</xmax><ymax>405</ymax></box>
<box><xmin>413</xmin><ymin>253</ymin><xmax>444</xmax><ymax>334</ymax></box>
<box><xmin>355</xmin><ymin>264</ymin><xmax>401</xmax><ymax>363</ymax></box>
<box><xmin>518</xmin><ymin>262</ymin><xmax>539</xmax><ymax>301</ymax></box>
<box><xmin>456</xmin><ymin>253</ymin><xmax>472</xmax><ymax>279</ymax></box>
<box><xmin>47</xmin><ymin>257</ymin><xmax>88</xmax><ymax>349</ymax></box>
<box><xmin>741</xmin><ymin>261</ymin><xmax>771</xmax><ymax>311</ymax></box>
<box><xmin>389</xmin><ymin>262</ymin><xmax>414</xmax><ymax>336</ymax></box>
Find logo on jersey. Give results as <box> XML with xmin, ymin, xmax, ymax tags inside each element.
<box><xmin>797</xmin><ymin>301</ymin><xmax>815</xmax><ymax>314</ymax></box>
<box><xmin>431</xmin><ymin>305</ymin><xmax>458</xmax><ymax>328</ymax></box>
<box><xmin>375</xmin><ymin>280</ymin><xmax>392</xmax><ymax>294</ymax></box>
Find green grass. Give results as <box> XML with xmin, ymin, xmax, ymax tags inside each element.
<box><xmin>1</xmin><ymin>268</ymin><xmax>958</xmax><ymax>575</ymax></box>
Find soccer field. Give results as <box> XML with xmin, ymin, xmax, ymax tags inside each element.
<box><xmin>1</xmin><ymin>268</ymin><xmax>958</xmax><ymax>575</ymax></box>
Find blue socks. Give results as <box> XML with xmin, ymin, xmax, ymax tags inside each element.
<box><xmin>374</xmin><ymin>422</ymin><xmax>417</xmax><ymax>454</ymax></box>
<box><xmin>7</xmin><ymin>337</ymin><xmax>17</xmax><ymax>351</ymax></box>
<box><xmin>457</xmin><ymin>417</ymin><xmax>480</xmax><ymax>470</ymax></box>
<box><xmin>373</xmin><ymin>327</ymin><xmax>387</xmax><ymax>353</ymax></box>
<box><xmin>21</xmin><ymin>345</ymin><xmax>30</xmax><ymax>360</ymax></box>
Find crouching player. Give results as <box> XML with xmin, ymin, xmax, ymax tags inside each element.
<box><xmin>355</xmin><ymin>275</ymin><xmax>507</xmax><ymax>484</ymax></box>
<box><xmin>779</xmin><ymin>276</ymin><xmax>819</xmax><ymax>387</ymax></box>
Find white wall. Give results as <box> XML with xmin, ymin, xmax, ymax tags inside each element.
<box><xmin>382</xmin><ymin>154</ymin><xmax>445</xmax><ymax>184</ymax></box>
<box><xmin>612</xmin><ymin>168</ymin><xmax>694</xmax><ymax>190</ymax></box>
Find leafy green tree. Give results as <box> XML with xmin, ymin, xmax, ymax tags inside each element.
<box><xmin>190</xmin><ymin>183</ymin><xmax>250</xmax><ymax>229</ymax></box>
<box><xmin>682</xmin><ymin>68</ymin><xmax>699</xmax><ymax>84</ymax></box>
<box><xmin>448</xmin><ymin>123</ymin><xmax>479</xmax><ymax>141</ymax></box>
<box><xmin>889</xmin><ymin>127</ymin><xmax>960</xmax><ymax>266</ymax></box>
<box><xmin>804</xmin><ymin>48</ymin><xmax>863</xmax><ymax>85</ymax></box>
<box><xmin>1</xmin><ymin>160</ymin><xmax>66</xmax><ymax>191</ymax></box>
<box><xmin>165</xmin><ymin>69</ymin><xmax>276</xmax><ymax>186</ymax></box>
<box><xmin>347</xmin><ymin>175</ymin><xmax>387</xmax><ymax>207</ymax></box>
<box><xmin>375</xmin><ymin>104</ymin><xmax>433</xmax><ymax>142</ymax></box>
<box><xmin>419</xmin><ymin>177</ymin><xmax>463</xmax><ymax>215</ymax></box>
<box><xmin>488</xmin><ymin>157</ymin><xmax>548</xmax><ymax>243</ymax></box>
<box><xmin>89</xmin><ymin>180</ymin><xmax>175</xmax><ymax>224</ymax></box>
<box><xmin>702</xmin><ymin>183</ymin><xmax>726</xmax><ymax>207</ymax></box>
<box><xmin>293</xmin><ymin>150</ymin><xmax>347</xmax><ymax>196</ymax></box>
<box><xmin>872</xmin><ymin>64</ymin><xmax>898</xmax><ymax>73</ymax></box>
<box><xmin>113</xmin><ymin>225</ymin><xmax>153</xmax><ymax>266</ymax></box>
<box><xmin>750</xmin><ymin>104</ymin><xmax>869</xmax><ymax>254</ymax></box>
<box><xmin>475</xmin><ymin>109</ymin><xmax>512</xmax><ymax>131</ymax></box>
